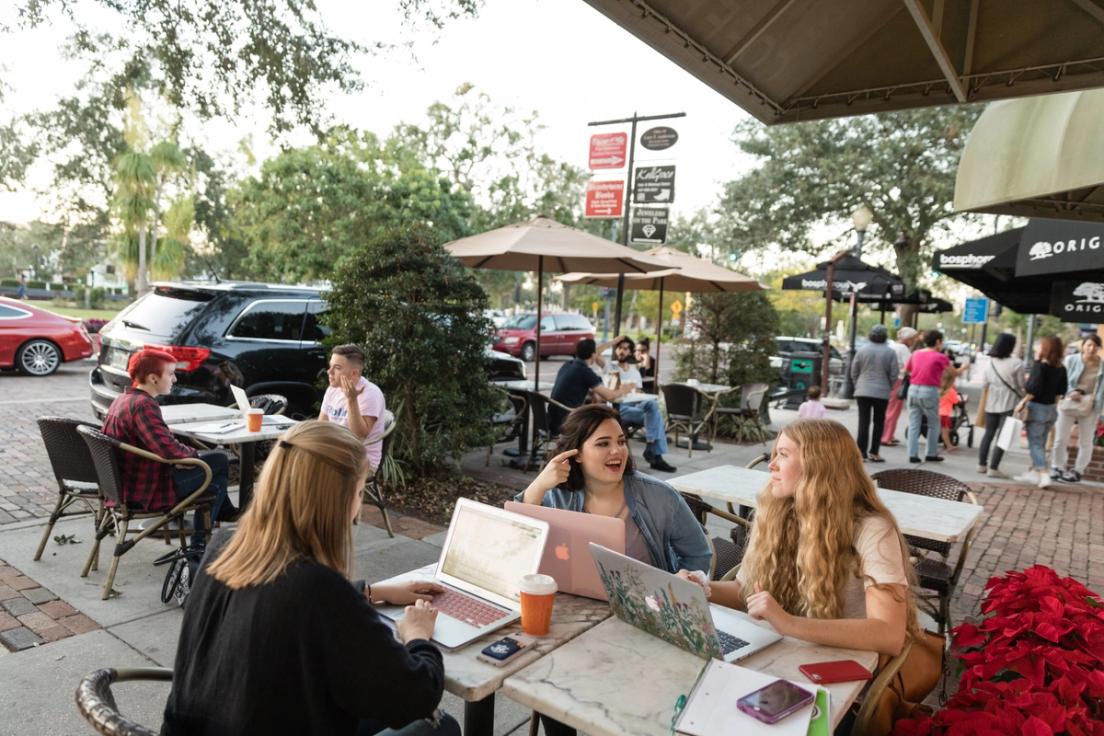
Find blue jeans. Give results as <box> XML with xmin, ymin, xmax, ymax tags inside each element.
<box><xmin>173</xmin><ymin>450</ymin><xmax>229</xmax><ymax>547</ymax></box>
<box><xmin>617</xmin><ymin>399</ymin><xmax>669</xmax><ymax>455</ymax></box>
<box><xmin>1025</xmin><ymin>401</ymin><xmax>1058</xmax><ymax>470</ymax></box>
<box><xmin>359</xmin><ymin>713</ymin><xmax>460</xmax><ymax>736</ymax></box>
<box><xmin>907</xmin><ymin>385</ymin><xmax>941</xmax><ymax>459</ymax></box>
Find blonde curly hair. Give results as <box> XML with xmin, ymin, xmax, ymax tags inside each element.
<box><xmin>741</xmin><ymin>419</ymin><xmax>919</xmax><ymax>633</ymax></box>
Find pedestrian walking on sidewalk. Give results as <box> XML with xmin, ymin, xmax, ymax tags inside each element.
<box><xmin>881</xmin><ymin>327</ymin><xmax>918</xmax><ymax>446</ymax></box>
<box><xmin>850</xmin><ymin>324</ymin><xmax>898</xmax><ymax>462</ymax></box>
<box><xmin>976</xmin><ymin>333</ymin><xmax>1025</xmax><ymax>478</ymax></box>
<box><xmin>1014</xmin><ymin>336</ymin><xmax>1067</xmax><ymax>489</ymax></box>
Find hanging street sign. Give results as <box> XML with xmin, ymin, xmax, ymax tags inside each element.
<box><xmin>962</xmin><ymin>297</ymin><xmax>989</xmax><ymax>324</ymax></box>
<box><xmin>588</xmin><ymin>133</ymin><xmax>628</xmax><ymax>170</ymax></box>
<box><xmin>630</xmin><ymin>207</ymin><xmax>669</xmax><ymax>244</ymax></box>
<box><xmin>584</xmin><ymin>179</ymin><xmax>625</xmax><ymax>218</ymax></box>
<box><xmin>632</xmin><ymin>165</ymin><xmax>676</xmax><ymax>204</ymax></box>
<box><xmin>640</xmin><ymin>126</ymin><xmax>678</xmax><ymax>151</ymax></box>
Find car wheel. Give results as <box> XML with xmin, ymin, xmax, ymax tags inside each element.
<box><xmin>520</xmin><ymin>342</ymin><xmax>536</xmax><ymax>363</ymax></box>
<box><xmin>16</xmin><ymin>339</ymin><xmax>61</xmax><ymax>376</ymax></box>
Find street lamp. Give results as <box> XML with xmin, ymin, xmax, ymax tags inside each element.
<box><xmin>841</xmin><ymin>204</ymin><xmax>874</xmax><ymax>398</ymax></box>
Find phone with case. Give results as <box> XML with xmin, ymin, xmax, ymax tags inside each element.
<box><xmin>799</xmin><ymin>659</ymin><xmax>873</xmax><ymax>685</ymax></box>
<box><xmin>736</xmin><ymin>679</ymin><xmax>815</xmax><ymax>724</ymax></box>
<box><xmin>476</xmin><ymin>636</ymin><xmax>531</xmax><ymax>667</ymax></box>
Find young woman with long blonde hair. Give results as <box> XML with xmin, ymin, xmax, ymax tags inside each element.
<box><xmin>683</xmin><ymin>419</ymin><xmax>918</xmax><ymax>657</ymax></box>
<box><xmin>163</xmin><ymin>421</ymin><xmax>458</xmax><ymax>736</ymax></box>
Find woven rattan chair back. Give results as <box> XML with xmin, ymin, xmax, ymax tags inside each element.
<box><xmin>77</xmin><ymin>426</ymin><xmax>128</xmax><ymax>507</ymax></box>
<box><xmin>38</xmin><ymin>417</ymin><xmax>100</xmax><ymax>488</ymax></box>
<box><xmin>871</xmin><ymin>468</ymin><xmax>971</xmax><ymax>557</ymax></box>
<box><xmin>661</xmin><ymin>383</ymin><xmax>704</xmax><ymax>421</ymax></box>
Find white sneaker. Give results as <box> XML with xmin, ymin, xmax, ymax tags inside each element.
<box><xmin>987</xmin><ymin>468</ymin><xmax>1010</xmax><ymax>479</ymax></box>
<box><xmin>976</xmin><ymin>465</ymin><xmax>988</xmax><ymax>474</ymax></box>
<box><xmin>1037</xmin><ymin>474</ymin><xmax>1051</xmax><ymax>489</ymax></box>
<box><xmin>1013</xmin><ymin>470</ymin><xmax>1039</xmax><ymax>484</ymax></box>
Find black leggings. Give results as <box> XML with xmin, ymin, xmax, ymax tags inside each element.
<box><xmin>977</xmin><ymin>410</ymin><xmax>1012</xmax><ymax>469</ymax></box>
<box><xmin>855</xmin><ymin>397</ymin><xmax>889</xmax><ymax>457</ymax></box>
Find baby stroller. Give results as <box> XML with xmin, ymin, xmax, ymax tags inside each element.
<box><xmin>910</xmin><ymin>393</ymin><xmax>975</xmax><ymax>448</ymax></box>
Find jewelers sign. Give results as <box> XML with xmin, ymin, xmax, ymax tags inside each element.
<box><xmin>585</xmin><ymin>180</ymin><xmax>625</xmax><ymax>218</ymax></box>
<box><xmin>632</xmin><ymin>165</ymin><xmax>675</xmax><ymax>204</ymax></box>
<box><xmin>630</xmin><ymin>207</ymin><xmax>668</xmax><ymax>244</ymax></box>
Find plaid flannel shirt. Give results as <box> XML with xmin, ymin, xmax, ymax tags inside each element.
<box><xmin>102</xmin><ymin>388</ymin><xmax>197</xmax><ymax>510</ymax></box>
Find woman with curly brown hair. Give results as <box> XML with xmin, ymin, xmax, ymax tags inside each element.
<box><xmin>683</xmin><ymin>418</ymin><xmax>918</xmax><ymax>657</ymax></box>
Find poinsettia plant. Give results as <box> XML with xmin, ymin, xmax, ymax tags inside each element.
<box><xmin>894</xmin><ymin>565</ymin><xmax>1104</xmax><ymax>736</ymax></box>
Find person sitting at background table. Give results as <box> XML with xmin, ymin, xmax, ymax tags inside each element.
<box><xmin>549</xmin><ymin>338</ymin><xmax>632</xmax><ymax>433</ymax></box>
<box><xmin>603</xmin><ymin>336</ymin><xmax>676</xmax><ymax>473</ymax></box>
<box><xmin>682</xmin><ymin>418</ymin><xmax>917</xmax><ymax>658</ymax></box>
<box><xmin>163</xmin><ymin>421</ymin><xmax>458</xmax><ymax>736</ymax></box>
<box><xmin>634</xmin><ymin>337</ymin><xmax>656</xmax><ymax>393</ymax></box>
<box><xmin>319</xmin><ymin>343</ymin><xmax>386</xmax><ymax>474</ymax></box>
<box><xmin>519</xmin><ymin>403</ymin><xmax>710</xmax><ymax>736</ymax></box>
<box><xmin>102</xmin><ymin>348</ymin><xmax>233</xmax><ymax>546</ymax></box>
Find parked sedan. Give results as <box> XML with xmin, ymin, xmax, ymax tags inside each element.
<box><xmin>492</xmin><ymin>312</ymin><xmax>595</xmax><ymax>362</ymax></box>
<box><xmin>0</xmin><ymin>297</ymin><xmax>94</xmax><ymax>376</ymax></box>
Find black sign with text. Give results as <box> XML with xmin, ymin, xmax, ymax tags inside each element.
<box><xmin>640</xmin><ymin>126</ymin><xmax>679</xmax><ymax>151</ymax></box>
<box><xmin>1051</xmin><ymin>279</ymin><xmax>1104</xmax><ymax>322</ymax></box>
<box><xmin>630</xmin><ymin>207</ymin><xmax>669</xmax><ymax>244</ymax></box>
<box><xmin>632</xmin><ymin>165</ymin><xmax>675</xmax><ymax>204</ymax></box>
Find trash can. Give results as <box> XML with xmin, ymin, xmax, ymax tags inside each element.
<box><xmin>779</xmin><ymin>351</ymin><xmax>821</xmax><ymax>409</ymax></box>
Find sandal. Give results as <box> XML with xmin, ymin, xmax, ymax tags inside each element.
<box><xmin>883</xmin><ymin>439</ymin><xmax>900</xmax><ymax>446</ymax></box>
<box><xmin>868</xmin><ymin>454</ymin><xmax>886</xmax><ymax>463</ymax></box>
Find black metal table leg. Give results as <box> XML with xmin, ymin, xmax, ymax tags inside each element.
<box><xmin>464</xmin><ymin>693</ymin><xmax>495</xmax><ymax>736</ymax></box>
<box><xmin>239</xmin><ymin>441</ymin><xmax>257</xmax><ymax>508</ymax></box>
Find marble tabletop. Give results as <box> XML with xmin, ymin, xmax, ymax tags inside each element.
<box><xmin>380</xmin><ymin>564</ymin><xmax>611</xmax><ymax>702</ymax></box>
<box><xmin>675</xmin><ymin>381</ymin><xmax>735</xmax><ymax>395</ymax></box>
<box><xmin>160</xmin><ymin>402</ymin><xmax>241</xmax><ymax>424</ymax></box>
<box><xmin>501</xmin><ymin>617</ymin><xmax>878</xmax><ymax>736</ymax></box>
<box><xmin>167</xmin><ymin>414</ymin><xmax>297</xmax><ymax>444</ymax></box>
<box><xmin>670</xmin><ymin>465</ymin><xmax>984</xmax><ymax>543</ymax></box>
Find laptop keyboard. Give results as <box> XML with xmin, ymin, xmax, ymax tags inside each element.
<box><xmin>716</xmin><ymin>629</ymin><xmax>751</xmax><ymax>655</ymax></box>
<box><xmin>432</xmin><ymin>589</ymin><xmax>511</xmax><ymax>628</ymax></box>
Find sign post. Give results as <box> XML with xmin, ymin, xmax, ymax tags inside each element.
<box><xmin>963</xmin><ymin>297</ymin><xmax>990</xmax><ymax>324</ymax></box>
<box><xmin>588</xmin><ymin>133</ymin><xmax>628</xmax><ymax>170</ymax></box>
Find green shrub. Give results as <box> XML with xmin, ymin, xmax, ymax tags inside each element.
<box><xmin>325</xmin><ymin>224</ymin><xmax>496</xmax><ymax>472</ymax></box>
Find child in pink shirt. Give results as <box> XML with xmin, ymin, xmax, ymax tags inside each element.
<box><xmin>938</xmin><ymin>366</ymin><xmax>960</xmax><ymax>453</ymax></box>
<box><xmin>797</xmin><ymin>385</ymin><xmax>828</xmax><ymax>419</ymax></box>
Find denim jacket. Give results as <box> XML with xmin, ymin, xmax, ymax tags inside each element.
<box><xmin>1064</xmin><ymin>353</ymin><xmax>1104</xmax><ymax>415</ymax></box>
<box><xmin>514</xmin><ymin>471</ymin><xmax>712</xmax><ymax>574</ymax></box>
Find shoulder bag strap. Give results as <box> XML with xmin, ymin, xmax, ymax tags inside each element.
<box><xmin>991</xmin><ymin>361</ymin><xmax>1023</xmax><ymax>399</ymax></box>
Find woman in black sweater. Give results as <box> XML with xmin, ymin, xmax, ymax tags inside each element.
<box><xmin>1014</xmin><ymin>336</ymin><xmax>1068</xmax><ymax>489</ymax></box>
<box><xmin>162</xmin><ymin>421</ymin><xmax>459</xmax><ymax>736</ymax></box>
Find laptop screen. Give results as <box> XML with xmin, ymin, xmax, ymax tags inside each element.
<box><xmin>440</xmin><ymin>501</ymin><xmax>547</xmax><ymax>603</ymax></box>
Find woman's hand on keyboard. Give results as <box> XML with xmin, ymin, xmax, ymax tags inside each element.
<box><xmin>372</xmin><ymin>580</ymin><xmax>445</xmax><ymax>606</ymax></box>
<box><xmin>397</xmin><ymin>599</ymin><xmax>438</xmax><ymax>643</ymax></box>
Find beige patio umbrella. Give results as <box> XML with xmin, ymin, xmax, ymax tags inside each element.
<box><xmin>581</xmin><ymin>1</ymin><xmax>1104</xmax><ymax>124</ymax></box>
<box><xmin>443</xmin><ymin>216</ymin><xmax>664</xmax><ymax>388</ymax></box>
<box><xmin>557</xmin><ymin>246</ymin><xmax>765</xmax><ymax>388</ymax></box>
<box><xmin>954</xmin><ymin>88</ymin><xmax>1104</xmax><ymax>221</ymax></box>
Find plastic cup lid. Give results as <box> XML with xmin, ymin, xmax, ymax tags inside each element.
<box><xmin>520</xmin><ymin>573</ymin><xmax>557</xmax><ymax>595</ymax></box>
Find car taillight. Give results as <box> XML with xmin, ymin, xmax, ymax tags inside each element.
<box><xmin>145</xmin><ymin>344</ymin><xmax>211</xmax><ymax>372</ymax></box>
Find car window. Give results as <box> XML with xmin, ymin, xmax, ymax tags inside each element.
<box><xmin>111</xmin><ymin>287</ymin><xmax>215</xmax><ymax>338</ymax></box>
<box><xmin>506</xmin><ymin>314</ymin><xmax>537</xmax><ymax>329</ymax></box>
<box><xmin>540</xmin><ymin>316</ymin><xmax>556</xmax><ymax>332</ymax></box>
<box><xmin>559</xmin><ymin>314</ymin><xmax>591</xmax><ymax>331</ymax></box>
<box><xmin>775</xmin><ymin>339</ymin><xmax>793</xmax><ymax>353</ymax></box>
<box><xmin>0</xmin><ymin>304</ymin><xmax>31</xmax><ymax>319</ymax></box>
<box><xmin>228</xmin><ymin>300</ymin><xmax>307</xmax><ymax>341</ymax></box>
<box><xmin>303</xmin><ymin>302</ymin><xmax>332</xmax><ymax>343</ymax></box>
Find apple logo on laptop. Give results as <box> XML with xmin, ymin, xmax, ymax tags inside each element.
<box><xmin>554</xmin><ymin>543</ymin><xmax>570</xmax><ymax>561</ymax></box>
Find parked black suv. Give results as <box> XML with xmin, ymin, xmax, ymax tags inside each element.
<box><xmin>90</xmin><ymin>282</ymin><xmax>525</xmax><ymax>418</ymax></box>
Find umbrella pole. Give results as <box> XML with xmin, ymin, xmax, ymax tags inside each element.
<box><xmin>613</xmin><ymin>274</ymin><xmax>626</xmax><ymax>335</ymax></box>
<box><xmin>654</xmin><ymin>279</ymin><xmax>665</xmax><ymax>392</ymax></box>
<box><xmin>535</xmin><ymin>256</ymin><xmax>544</xmax><ymax>390</ymax></box>
<box><xmin>822</xmin><ymin>261</ymin><xmax>836</xmax><ymax>395</ymax></box>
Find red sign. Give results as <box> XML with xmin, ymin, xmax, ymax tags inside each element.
<box><xmin>588</xmin><ymin>133</ymin><xmax>627</xmax><ymax>170</ymax></box>
<box><xmin>585</xmin><ymin>180</ymin><xmax>625</xmax><ymax>219</ymax></box>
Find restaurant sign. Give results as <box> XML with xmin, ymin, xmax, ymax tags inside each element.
<box><xmin>640</xmin><ymin>126</ymin><xmax>678</xmax><ymax>151</ymax></box>
<box><xmin>584</xmin><ymin>179</ymin><xmax>625</xmax><ymax>218</ymax></box>
<box><xmin>588</xmin><ymin>133</ymin><xmax>627</xmax><ymax>170</ymax></box>
<box><xmin>1017</xmin><ymin>219</ymin><xmax>1104</xmax><ymax>277</ymax></box>
<box><xmin>632</xmin><ymin>165</ymin><xmax>675</xmax><ymax>204</ymax></box>
<box><xmin>630</xmin><ymin>207</ymin><xmax>668</xmax><ymax>244</ymax></box>
<box><xmin>1051</xmin><ymin>280</ymin><xmax>1104</xmax><ymax>322</ymax></box>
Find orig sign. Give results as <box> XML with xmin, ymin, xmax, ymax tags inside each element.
<box><xmin>630</xmin><ymin>207</ymin><xmax>669</xmax><ymax>244</ymax></box>
<box><xmin>1017</xmin><ymin>219</ymin><xmax>1104</xmax><ymax>277</ymax></box>
<box><xmin>640</xmin><ymin>126</ymin><xmax>678</xmax><ymax>151</ymax></box>
<box><xmin>1051</xmin><ymin>280</ymin><xmax>1104</xmax><ymax>322</ymax></box>
<box><xmin>632</xmin><ymin>165</ymin><xmax>675</xmax><ymax>204</ymax></box>
<box><xmin>584</xmin><ymin>180</ymin><xmax>625</xmax><ymax>218</ymax></box>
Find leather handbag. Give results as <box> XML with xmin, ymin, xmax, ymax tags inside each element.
<box><xmin>1058</xmin><ymin>395</ymin><xmax>1096</xmax><ymax>417</ymax></box>
<box><xmin>974</xmin><ymin>385</ymin><xmax>989</xmax><ymax>428</ymax></box>
<box><xmin>866</xmin><ymin>629</ymin><xmax>945</xmax><ymax>735</ymax></box>
<box><xmin>896</xmin><ymin>374</ymin><xmax>910</xmax><ymax>401</ymax></box>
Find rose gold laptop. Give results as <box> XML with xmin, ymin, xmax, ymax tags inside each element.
<box><xmin>504</xmin><ymin>502</ymin><xmax>625</xmax><ymax>600</ymax></box>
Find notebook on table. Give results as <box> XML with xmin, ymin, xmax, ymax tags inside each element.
<box><xmin>372</xmin><ymin>498</ymin><xmax>549</xmax><ymax>649</ymax></box>
<box><xmin>589</xmin><ymin>543</ymin><xmax>782</xmax><ymax>662</ymax></box>
<box><xmin>503</xmin><ymin>502</ymin><xmax>625</xmax><ymax>600</ymax></box>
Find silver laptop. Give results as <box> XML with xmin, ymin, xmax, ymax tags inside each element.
<box><xmin>504</xmin><ymin>502</ymin><xmax>625</xmax><ymax>600</ymax></box>
<box><xmin>230</xmin><ymin>384</ymin><xmax>252</xmax><ymax>415</ymax></box>
<box><xmin>373</xmin><ymin>498</ymin><xmax>549</xmax><ymax>649</ymax></box>
<box><xmin>589</xmin><ymin>543</ymin><xmax>781</xmax><ymax>662</ymax></box>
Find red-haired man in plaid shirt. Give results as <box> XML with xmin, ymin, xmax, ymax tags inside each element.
<box><xmin>102</xmin><ymin>348</ymin><xmax>231</xmax><ymax>546</ymax></box>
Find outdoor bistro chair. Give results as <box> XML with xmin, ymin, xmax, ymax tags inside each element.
<box><xmin>678</xmin><ymin>492</ymin><xmax>749</xmax><ymax>581</ymax></box>
<box><xmin>871</xmin><ymin>468</ymin><xmax>980</xmax><ymax>634</ymax></box>
<box><xmin>363</xmin><ymin>410</ymin><xmax>397</xmax><ymax>537</ymax></box>
<box><xmin>487</xmin><ymin>387</ymin><xmax>528</xmax><ymax>466</ymax></box>
<box><xmin>660</xmin><ymin>383</ymin><xmax>715</xmax><ymax>459</ymax></box>
<box><xmin>712</xmin><ymin>382</ymin><xmax>770</xmax><ymax>445</ymax></box>
<box><xmin>523</xmin><ymin>391</ymin><xmax>572</xmax><ymax>470</ymax></box>
<box><xmin>34</xmin><ymin>417</ymin><xmax>103</xmax><ymax>564</ymax></box>
<box><xmin>77</xmin><ymin>426</ymin><xmax>216</xmax><ymax>600</ymax></box>
<box><xmin>76</xmin><ymin>666</ymin><xmax>172</xmax><ymax>736</ymax></box>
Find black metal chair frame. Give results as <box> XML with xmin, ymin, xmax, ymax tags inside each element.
<box><xmin>76</xmin><ymin>667</ymin><xmax>173</xmax><ymax>736</ymax></box>
<box><xmin>521</xmin><ymin>391</ymin><xmax>572</xmax><ymax>470</ymax></box>
<box><xmin>363</xmin><ymin>410</ymin><xmax>397</xmax><ymax>537</ymax></box>
<box><xmin>34</xmin><ymin>417</ymin><xmax>103</xmax><ymax>563</ymax></box>
<box><xmin>77</xmin><ymin>426</ymin><xmax>215</xmax><ymax>600</ymax></box>
<box><xmin>661</xmin><ymin>383</ymin><xmax>716</xmax><ymax>459</ymax></box>
<box><xmin>487</xmin><ymin>388</ymin><xmax>528</xmax><ymax>466</ymax></box>
<box><xmin>712</xmin><ymin>382</ymin><xmax>770</xmax><ymax>443</ymax></box>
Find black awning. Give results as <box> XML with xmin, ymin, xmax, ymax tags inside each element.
<box><xmin>782</xmin><ymin>254</ymin><xmax>900</xmax><ymax>295</ymax></box>
<box><xmin>933</xmin><ymin>227</ymin><xmax>1051</xmax><ymax>314</ymax></box>
<box><xmin>1051</xmin><ymin>280</ymin><xmax>1104</xmax><ymax>323</ymax></box>
<box><xmin>1017</xmin><ymin>219</ymin><xmax>1104</xmax><ymax>278</ymax></box>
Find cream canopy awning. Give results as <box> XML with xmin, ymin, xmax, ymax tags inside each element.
<box><xmin>581</xmin><ymin>0</ymin><xmax>1104</xmax><ymax>124</ymax></box>
<box><xmin>953</xmin><ymin>88</ymin><xmax>1104</xmax><ymax>221</ymax></box>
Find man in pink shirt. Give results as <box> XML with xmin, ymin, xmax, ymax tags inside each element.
<box><xmin>318</xmin><ymin>344</ymin><xmax>386</xmax><ymax>472</ymax></box>
<box><xmin>904</xmin><ymin>330</ymin><xmax>951</xmax><ymax>463</ymax></box>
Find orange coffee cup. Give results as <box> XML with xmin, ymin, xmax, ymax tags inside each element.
<box><xmin>246</xmin><ymin>408</ymin><xmax>264</xmax><ymax>432</ymax></box>
<box><xmin>519</xmin><ymin>573</ymin><xmax>557</xmax><ymax>636</ymax></box>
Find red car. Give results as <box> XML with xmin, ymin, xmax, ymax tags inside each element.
<box><xmin>492</xmin><ymin>312</ymin><xmax>595</xmax><ymax>362</ymax></box>
<box><xmin>0</xmin><ymin>297</ymin><xmax>94</xmax><ymax>376</ymax></box>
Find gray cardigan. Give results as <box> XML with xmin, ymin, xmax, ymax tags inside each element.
<box><xmin>849</xmin><ymin>342</ymin><xmax>899</xmax><ymax>400</ymax></box>
<box><xmin>514</xmin><ymin>471</ymin><xmax>712</xmax><ymax>574</ymax></box>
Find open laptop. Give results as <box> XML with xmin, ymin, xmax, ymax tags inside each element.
<box><xmin>372</xmin><ymin>498</ymin><xmax>549</xmax><ymax>649</ymax></box>
<box><xmin>503</xmin><ymin>502</ymin><xmax>625</xmax><ymax>600</ymax></box>
<box><xmin>589</xmin><ymin>543</ymin><xmax>782</xmax><ymax>662</ymax></box>
<box><xmin>230</xmin><ymin>384</ymin><xmax>252</xmax><ymax>415</ymax></box>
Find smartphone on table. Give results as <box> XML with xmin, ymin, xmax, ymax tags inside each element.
<box><xmin>476</xmin><ymin>636</ymin><xmax>530</xmax><ymax>667</ymax></box>
<box><xmin>736</xmin><ymin>679</ymin><xmax>815</xmax><ymax>724</ymax></box>
<box><xmin>799</xmin><ymin>659</ymin><xmax>873</xmax><ymax>685</ymax></box>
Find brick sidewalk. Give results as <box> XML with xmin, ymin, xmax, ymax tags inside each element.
<box><xmin>0</xmin><ymin>559</ymin><xmax>100</xmax><ymax>651</ymax></box>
